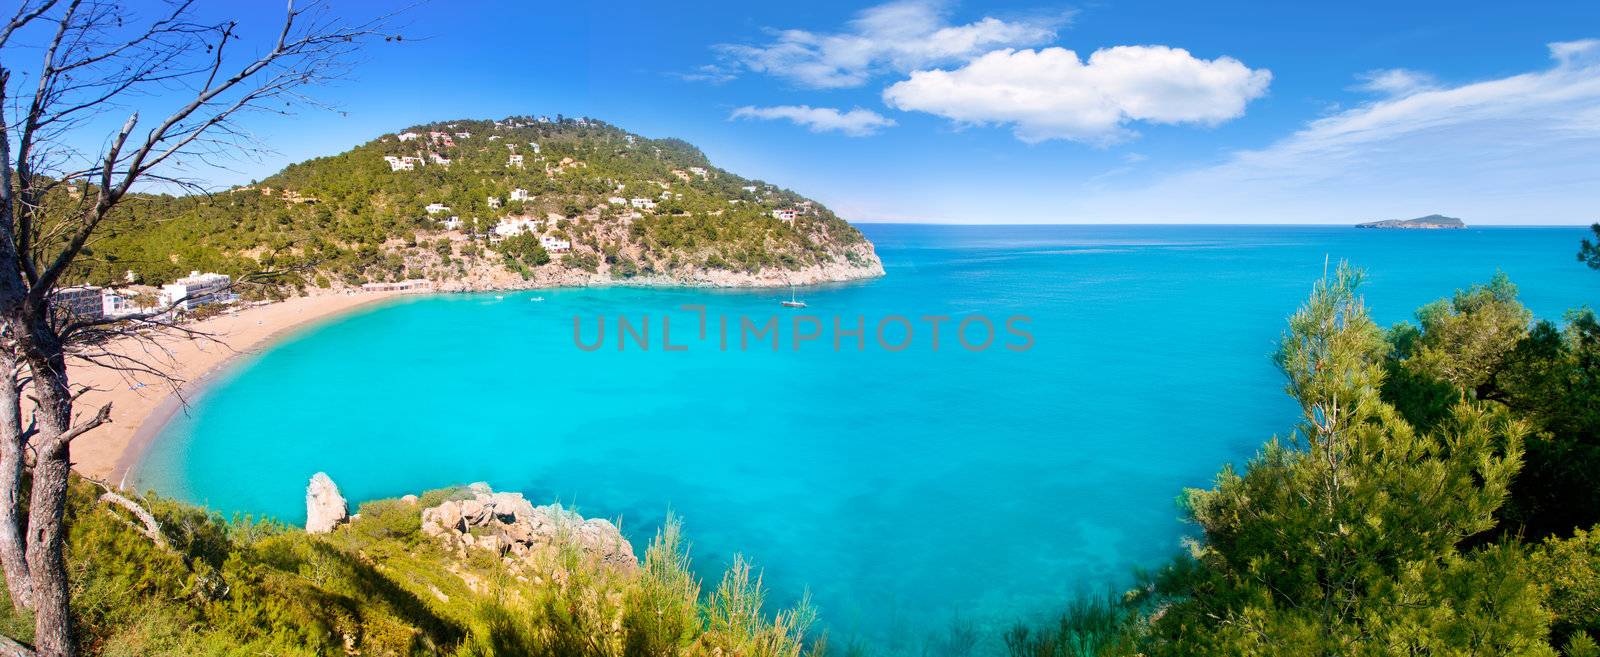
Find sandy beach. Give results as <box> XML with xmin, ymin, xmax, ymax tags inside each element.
<box><xmin>65</xmin><ymin>292</ymin><xmax>402</xmax><ymax>485</ymax></box>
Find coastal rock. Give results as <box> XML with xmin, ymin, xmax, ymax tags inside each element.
<box><xmin>305</xmin><ymin>472</ymin><xmax>349</xmax><ymax>534</ymax></box>
<box><xmin>420</xmin><ymin>485</ymin><xmax>636</xmax><ymax>570</ymax></box>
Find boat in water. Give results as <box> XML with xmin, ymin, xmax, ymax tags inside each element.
<box><xmin>780</xmin><ymin>285</ymin><xmax>806</xmax><ymax>308</ymax></box>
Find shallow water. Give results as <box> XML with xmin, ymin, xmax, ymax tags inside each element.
<box><xmin>134</xmin><ymin>224</ymin><xmax>1600</xmax><ymax>651</ymax></box>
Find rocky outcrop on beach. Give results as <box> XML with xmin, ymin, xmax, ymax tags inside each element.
<box><xmin>420</xmin><ymin>482</ymin><xmax>636</xmax><ymax>570</ymax></box>
<box><xmin>305</xmin><ymin>472</ymin><xmax>349</xmax><ymax>534</ymax></box>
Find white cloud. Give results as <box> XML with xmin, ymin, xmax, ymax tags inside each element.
<box><xmin>1354</xmin><ymin>68</ymin><xmax>1437</xmax><ymax>96</ymax></box>
<box><xmin>1069</xmin><ymin>40</ymin><xmax>1600</xmax><ymax>224</ymax></box>
<box><xmin>882</xmin><ymin>46</ymin><xmax>1272</xmax><ymax>144</ymax></box>
<box><xmin>730</xmin><ymin>105</ymin><xmax>898</xmax><ymax>136</ymax></box>
<box><xmin>714</xmin><ymin>0</ymin><xmax>1063</xmax><ymax>89</ymax></box>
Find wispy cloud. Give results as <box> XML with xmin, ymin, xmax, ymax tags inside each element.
<box><xmin>1073</xmin><ymin>40</ymin><xmax>1600</xmax><ymax>224</ymax></box>
<box><xmin>883</xmin><ymin>46</ymin><xmax>1271</xmax><ymax>144</ymax></box>
<box><xmin>1353</xmin><ymin>68</ymin><xmax>1437</xmax><ymax>96</ymax></box>
<box><xmin>730</xmin><ymin>105</ymin><xmax>898</xmax><ymax>136</ymax></box>
<box><xmin>711</xmin><ymin>0</ymin><xmax>1065</xmax><ymax>89</ymax></box>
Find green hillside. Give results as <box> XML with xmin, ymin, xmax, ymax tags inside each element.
<box><xmin>78</xmin><ymin>116</ymin><xmax>881</xmax><ymax>293</ymax></box>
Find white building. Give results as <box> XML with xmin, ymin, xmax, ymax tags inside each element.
<box><xmin>454</xmin><ymin>131</ymin><xmax>472</xmax><ymax>139</ymax></box>
<box><xmin>493</xmin><ymin>216</ymin><xmax>543</xmax><ymax>237</ymax></box>
<box><xmin>439</xmin><ymin>216</ymin><xmax>463</xmax><ymax>230</ymax></box>
<box><xmin>540</xmin><ymin>236</ymin><xmax>571</xmax><ymax>253</ymax></box>
<box><xmin>430</xmin><ymin>152</ymin><xmax>452</xmax><ymax>166</ymax></box>
<box><xmin>529</xmin><ymin>142</ymin><xmax>541</xmax><ymax>153</ymax></box>
<box><xmin>629</xmin><ymin>198</ymin><xmax>656</xmax><ymax>210</ymax></box>
<box><xmin>487</xmin><ymin>196</ymin><xmax>501</xmax><ymax>209</ymax></box>
<box><xmin>52</xmin><ymin>286</ymin><xmax>107</xmax><ymax>321</ymax></box>
<box><xmin>160</xmin><ymin>272</ymin><xmax>236</xmax><ymax>311</ymax></box>
<box><xmin>508</xmin><ymin>154</ymin><xmax>524</xmax><ymax>167</ymax></box>
<box><xmin>689</xmin><ymin>167</ymin><xmax>708</xmax><ymax>178</ymax></box>
<box><xmin>607</xmin><ymin>196</ymin><xmax>627</xmax><ymax>205</ymax></box>
<box><xmin>397</xmin><ymin>131</ymin><xmax>420</xmax><ymax>142</ymax></box>
<box><xmin>742</xmin><ymin>185</ymin><xmax>758</xmax><ymax>193</ymax></box>
<box><xmin>425</xmin><ymin>203</ymin><xmax>451</xmax><ymax>215</ymax></box>
<box><xmin>772</xmin><ymin>209</ymin><xmax>798</xmax><ymax>222</ymax></box>
<box><xmin>383</xmin><ymin>155</ymin><xmax>414</xmax><ymax>172</ymax></box>
<box><xmin>509</xmin><ymin>188</ymin><xmax>532</xmax><ymax>202</ymax></box>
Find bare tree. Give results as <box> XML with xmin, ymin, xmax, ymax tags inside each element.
<box><xmin>0</xmin><ymin>2</ymin><xmax>397</xmax><ymax>655</ymax></box>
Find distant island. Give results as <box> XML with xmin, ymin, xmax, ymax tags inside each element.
<box><xmin>1355</xmin><ymin>214</ymin><xmax>1467</xmax><ymax>229</ymax></box>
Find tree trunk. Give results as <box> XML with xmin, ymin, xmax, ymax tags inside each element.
<box><xmin>22</xmin><ymin>351</ymin><xmax>74</xmax><ymax>657</ymax></box>
<box><xmin>0</xmin><ymin>351</ymin><xmax>31</xmax><ymax>609</ymax></box>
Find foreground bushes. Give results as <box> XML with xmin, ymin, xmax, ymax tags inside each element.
<box><xmin>0</xmin><ymin>480</ymin><xmax>814</xmax><ymax>656</ymax></box>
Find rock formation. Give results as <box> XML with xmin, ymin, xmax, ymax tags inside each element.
<box><xmin>305</xmin><ymin>472</ymin><xmax>349</xmax><ymax>534</ymax></box>
<box><xmin>420</xmin><ymin>482</ymin><xmax>635</xmax><ymax>570</ymax></box>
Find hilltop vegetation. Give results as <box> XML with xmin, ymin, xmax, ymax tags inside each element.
<box><xmin>73</xmin><ymin>116</ymin><xmax>881</xmax><ymax>293</ymax></box>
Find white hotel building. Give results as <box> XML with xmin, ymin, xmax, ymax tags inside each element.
<box><xmin>160</xmin><ymin>271</ymin><xmax>237</xmax><ymax>311</ymax></box>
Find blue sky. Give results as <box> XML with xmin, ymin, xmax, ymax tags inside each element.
<box><xmin>141</xmin><ymin>1</ymin><xmax>1600</xmax><ymax>224</ymax></box>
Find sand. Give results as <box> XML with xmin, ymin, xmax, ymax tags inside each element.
<box><xmin>63</xmin><ymin>292</ymin><xmax>402</xmax><ymax>485</ymax></box>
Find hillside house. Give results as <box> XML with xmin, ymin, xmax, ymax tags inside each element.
<box><xmin>426</xmin><ymin>203</ymin><xmax>451</xmax><ymax>214</ymax></box>
<box><xmin>630</xmin><ymin>198</ymin><xmax>656</xmax><ymax>210</ymax></box>
<box><xmin>772</xmin><ymin>209</ymin><xmax>798</xmax><ymax>222</ymax></box>
<box><xmin>508</xmin><ymin>154</ymin><xmax>524</xmax><ymax>167</ymax></box>
<box><xmin>493</xmin><ymin>216</ymin><xmax>543</xmax><ymax>237</ymax></box>
<box><xmin>509</xmin><ymin>188</ymin><xmax>531</xmax><ymax>202</ymax></box>
<box><xmin>540</xmin><ymin>236</ymin><xmax>571</xmax><ymax>253</ymax></box>
<box><xmin>397</xmin><ymin>131</ymin><xmax>420</xmax><ymax>142</ymax></box>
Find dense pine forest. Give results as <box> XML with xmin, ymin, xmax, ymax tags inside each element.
<box><xmin>75</xmin><ymin>116</ymin><xmax>880</xmax><ymax>293</ymax></box>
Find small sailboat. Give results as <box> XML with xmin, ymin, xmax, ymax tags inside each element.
<box><xmin>529</xmin><ymin>296</ymin><xmax>544</xmax><ymax>302</ymax></box>
<box><xmin>780</xmin><ymin>284</ymin><xmax>806</xmax><ymax>308</ymax></box>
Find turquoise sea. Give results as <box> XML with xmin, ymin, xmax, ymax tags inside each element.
<box><xmin>134</xmin><ymin>224</ymin><xmax>1599</xmax><ymax>651</ymax></box>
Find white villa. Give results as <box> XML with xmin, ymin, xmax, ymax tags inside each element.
<box><xmin>508</xmin><ymin>154</ymin><xmax>524</xmax><ymax>167</ymax></box>
<box><xmin>607</xmin><ymin>196</ymin><xmax>627</xmax><ymax>205</ymax></box>
<box><xmin>772</xmin><ymin>209</ymin><xmax>798</xmax><ymax>222</ymax></box>
<box><xmin>454</xmin><ymin>131</ymin><xmax>471</xmax><ymax>139</ymax></box>
<box><xmin>509</xmin><ymin>188</ymin><xmax>532</xmax><ymax>202</ymax></box>
<box><xmin>629</xmin><ymin>198</ymin><xmax>656</xmax><ymax>210</ymax></box>
<box><xmin>439</xmin><ymin>216</ymin><xmax>463</xmax><ymax>230</ymax></box>
<box><xmin>397</xmin><ymin>131</ymin><xmax>420</xmax><ymax>142</ymax></box>
<box><xmin>383</xmin><ymin>155</ymin><xmax>418</xmax><ymax>171</ymax></box>
<box><xmin>425</xmin><ymin>203</ymin><xmax>451</xmax><ymax>215</ymax></box>
<box><xmin>529</xmin><ymin>142</ymin><xmax>541</xmax><ymax>153</ymax></box>
<box><xmin>540</xmin><ymin>236</ymin><xmax>571</xmax><ymax>253</ymax></box>
<box><xmin>487</xmin><ymin>196</ymin><xmax>501</xmax><ymax>209</ymax></box>
<box><xmin>430</xmin><ymin>153</ymin><xmax>452</xmax><ymax>166</ymax></box>
<box><xmin>742</xmin><ymin>185</ymin><xmax>758</xmax><ymax>193</ymax></box>
<box><xmin>160</xmin><ymin>271</ymin><xmax>236</xmax><ymax>311</ymax></box>
<box><xmin>493</xmin><ymin>216</ymin><xmax>543</xmax><ymax>237</ymax></box>
<box><xmin>689</xmin><ymin>167</ymin><xmax>708</xmax><ymax>177</ymax></box>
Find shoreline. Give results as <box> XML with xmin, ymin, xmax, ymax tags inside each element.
<box><xmin>72</xmin><ymin>291</ymin><xmax>407</xmax><ymax>486</ymax></box>
<box><xmin>81</xmin><ymin>264</ymin><xmax>887</xmax><ymax>488</ymax></box>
